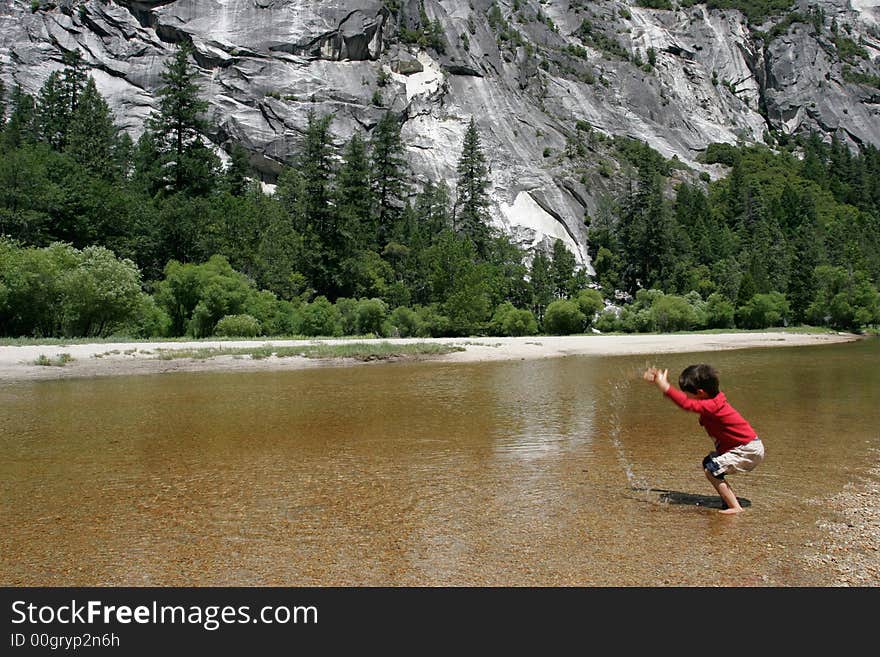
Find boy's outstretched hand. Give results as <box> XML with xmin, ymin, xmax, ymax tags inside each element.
<box><xmin>643</xmin><ymin>367</ymin><xmax>670</xmax><ymax>392</ymax></box>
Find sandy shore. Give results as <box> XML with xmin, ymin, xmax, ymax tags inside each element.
<box><xmin>0</xmin><ymin>331</ymin><xmax>860</xmax><ymax>382</ymax></box>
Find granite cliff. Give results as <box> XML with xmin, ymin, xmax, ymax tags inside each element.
<box><xmin>2</xmin><ymin>0</ymin><xmax>880</xmax><ymax>267</ymax></box>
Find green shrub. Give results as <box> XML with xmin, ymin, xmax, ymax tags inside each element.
<box><xmin>619</xmin><ymin>306</ymin><xmax>655</xmax><ymax>333</ymax></box>
<box><xmin>334</xmin><ymin>298</ymin><xmax>359</xmax><ymax>335</ymax></box>
<box><xmin>705</xmin><ymin>293</ymin><xmax>735</xmax><ymax>329</ymax></box>
<box><xmin>575</xmin><ymin>289</ymin><xmax>604</xmax><ymax>326</ymax></box>
<box><xmin>214</xmin><ymin>314</ymin><xmax>262</xmax><ymax>337</ymax></box>
<box><xmin>124</xmin><ymin>294</ymin><xmax>172</xmax><ymax>338</ymax></box>
<box><xmin>299</xmin><ymin>296</ymin><xmax>342</xmax><ymax>336</ymax></box>
<box><xmin>355</xmin><ymin>298</ymin><xmax>388</xmax><ymax>336</ymax></box>
<box><xmin>414</xmin><ymin>304</ymin><xmax>451</xmax><ymax>337</ymax></box>
<box><xmin>0</xmin><ymin>240</ymin><xmax>144</xmax><ymax>338</ymax></box>
<box><xmin>490</xmin><ymin>302</ymin><xmax>538</xmax><ymax>336</ymax></box>
<box><xmin>736</xmin><ymin>292</ymin><xmax>790</xmax><ymax>329</ymax></box>
<box><xmin>651</xmin><ymin>294</ymin><xmax>698</xmax><ymax>332</ymax></box>
<box><xmin>594</xmin><ymin>309</ymin><xmax>621</xmax><ymax>332</ymax></box>
<box><xmin>543</xmin><ymin>299</ymin><xmax>585</xmax><ymax>334</ymax></box>
<box><xmin>390</xmin><ymin>306</ymin><xmax>419</xmax><ymax>337</ymax></box>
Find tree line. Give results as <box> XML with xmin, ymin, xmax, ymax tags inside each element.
<box><xmin>0</xmin><ymin>44</ymin><xmax>878</xmax><ymax>339</ymax></box>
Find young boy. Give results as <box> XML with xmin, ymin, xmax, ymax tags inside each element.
<box><xmin>643</xmin><ymin>364</ymin><xmax>764</xmax><ymax>514</ymax></box>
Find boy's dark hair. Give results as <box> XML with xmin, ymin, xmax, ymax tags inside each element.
<box><xmin>679</xmin><ymin>364</ymin><xmax>720</xmax><ymax>397</ymax></box>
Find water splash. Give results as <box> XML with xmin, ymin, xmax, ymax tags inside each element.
<box><xmin>608</xmin><ymin>370</ymin><xmax>651</xmax><ymax>498</ymax></box>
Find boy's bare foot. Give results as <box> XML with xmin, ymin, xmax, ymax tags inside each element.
<box><xmin>719</xmin><ymin>507</ymin><xmax>743</xmax><ymax>515</ymax></box>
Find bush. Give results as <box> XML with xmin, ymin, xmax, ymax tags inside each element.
<box><xmin>154</xmin><ymin>255</ymin><xmax>257</xmax><ymax>337</ymax></box>
<box><xmin>390</xmin><ymin>306</ymin><xmax>419</xmax><ymax>337</ymax></box>
<box><xmin>124</xmin><ymin>294</ymin><xmax>172</xmax><ymax>338</ymax></box>
<box><xmin>575</xmin><ymin>289</ymin><xmax>604</xmax><ymax>326</ymax></box>
<box><xmin>414</xmin><ymin>304</ymin><xmax>451</xmax><ymax>337</ymax></box>
<box><xmin>619</xmin><ymin>306</ymin><xmax>655</xmax><ymax>333</ymax></box>
<box><xmin>650</xmin><ymin>294</ymin><xmax>697</xmax><ymax>332</ymax></box>
<box><xmin>736</xmin><ymin>292</ymin><xmax>790</xmax><ymax>329</ymax></box>
<box><xmin>334</xmin><ymin>297</ymin><xmax>359</xmax><ymax>335</ymax></box>
<box><xmin>594</xmin><ymin>309</ymin><xmax>621</xmax><ymax>332</ymax></box>
<box><xmin>214</xmin><ymin>314</ymin><xmax>262</xmax><ymax>337</ymax></box>
<box><xmin>0</xmin><ymin>240</ymin><xmax>144</xmax><ymax>338</ymax></box>
<box><xmin>490</xmin><ymin>302</ymin><xmax>538</xmax><ymax>336</ymax></box>
<box><xmin>299</xmin><ymin>296</ymin><xmax>342</xmax><ymax>336</ymax></box>
<box><xmin>355</xmin><ymin>298</ymin><xmax>388</xmax><ymax>336</ymax></box>
<box><xmin>705</xmin><ymin>293</ymin><xmax>735</xmax><ymax>329</ymax></box>
<box><xmin>543</xmin><ymin>299</ymin><xmax>585</xmax><ymax>334</ymax></box>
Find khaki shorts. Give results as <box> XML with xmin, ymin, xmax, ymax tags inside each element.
<box><xmin>703</xmin><ymin>438</ymin><xmax>765</xmax><ymax>478</ymax></box>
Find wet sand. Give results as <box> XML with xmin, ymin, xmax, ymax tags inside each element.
<box><xmin>0</xmin><ymin>332</ymin><xmax>860</xmax><ymax>382</ymax></box>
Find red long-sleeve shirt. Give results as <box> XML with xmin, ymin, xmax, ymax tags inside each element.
<box><xmin>664</xmin><ymin>387</ymin><xmax>758</xmax><ymax>454</ymax></box>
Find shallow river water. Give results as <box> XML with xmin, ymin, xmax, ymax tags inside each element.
<box><xmin>2</xmin><ymin>338</ymin><xmax>878</xmax><ymax>586</ymax></box>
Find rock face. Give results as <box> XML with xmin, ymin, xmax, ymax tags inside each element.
<box><xmin>3</xmin><ymin>0</ymin><xmax>880</xmax><ymax>269</ymax></box>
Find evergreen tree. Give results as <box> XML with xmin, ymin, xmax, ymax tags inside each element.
<box><xmin>224</xmin><ymin>143</ymin><xmax>253</xmax><ymax>197</ymax></box>
<box><xmin>37</xmin><ymin>71</ymin><xmax>69</xmax><ymax>150</ymax></box>
<box><xmin>617</xmin><ymin>165</ymin><xmax>674</xmax><ymax>293</ymax></box>
<box><xmin>788</xmin><ymin>197</ymin><xmax>824</xmax><ymax>323</ymax></box>
<box><xmin>529</xmin><ymin>251</ymin><xmax>554</xmax><ymax>322</ymax></box>
<box><xmin>550</xmin><ymin>238</ymin><xmax>577</xmax><ymax>298</ymax></box>
<box><xmin>415</xmin><ymin>181</ymin><xmax>451</xmax><ymax>241</ymax></box>
<box><xmin>67</xmin><ymin>78</ymin><xmax>118</xmax><ymax>177</ymax></box>
<box><xmin>4</xmin><ymin>86</ymin><xmax>40</xmax><ymax>148</ymax></box>
<box><xmin>370</xmin><ymin>111</ymin><xmax>408</xmax><ymax>246</ymax></box>
<box><xmin>0</xmin><ymin>74</ymin><xmax>5</xmax><ymax>127</ymax></box>
<box><xmin>454</xmin><ymin>117</ymin><xmax>492</xmax><ymax>257</ymax></box>
<box><xmin>147</xmin><ymin>43</ymin><xmax>218</xmax><ymax>196</ymax></box>
<box><xmin>298</xmin><ymin>111</ymin><xmax>341</xmax><ymax>296</ymax></box>
<box><xmin>61</xmin><ymin>50</ymin><xmax>87</xmax><ymax>118</ymax></box>
<box><xmin>336</xmin><ymin>133</ymin><xmax>374</xmax><ymax>249</ymax></box>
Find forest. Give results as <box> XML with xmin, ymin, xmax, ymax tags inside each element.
<box><xmin>1</xmin><ymin>44</ymin><xmax>878</xmax><ymax>340</ymax></box>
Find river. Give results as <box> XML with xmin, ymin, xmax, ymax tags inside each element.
<box><xmin>2</xmin><ymin>338</ymin><xmax>878</xmax><ymax>585</ymax></box>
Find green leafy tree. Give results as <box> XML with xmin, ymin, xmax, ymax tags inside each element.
<box><xmin>575</xmin><ymin>288</ymin><xmax>604</xmax><ymax>327</ymax></box>
<box><xmin>3</xmin><ymin>87</ymin><xmax>40</xmax><ymax>149</ymax></box>
<box><xmin>58</xmin><ymin>245</ymin><xmax>144</xmax><ymax>337</ymax></box>
<box><xmin>736</xmin><ymin>292</ymin><xmax>790</xmax><ymax>329</ymax></box>
<box><xmin>489</xmin><ymin>302</ymin><xmax>538</xmax><ymax>336</ymax></box>
<box><xmin>543</xmin><ymin>299</ymin><xmax>585</xmax><ymax>334</ymax></box>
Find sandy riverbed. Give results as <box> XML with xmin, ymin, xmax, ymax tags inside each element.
<box><xmin>0</xmin><ymin>331</ymin><xmax>860</xmax><ymax>382</ymax></box>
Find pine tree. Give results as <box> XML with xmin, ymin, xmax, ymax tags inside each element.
<box><xmin>788</xmin><ymin>196</ymin><xmax>824</xmax><ymax>323</ymax></box>
<box><xmin>370</xmin><ymin>111</ymin><xmax>407</xmax><ymax>246</ymax></box>
<box><xmin>37</xmin><ymin>71</ymin><xmax>69</xmax><ymax>149</ymax></box>
<box><xmin>67</xmin><ymin>78</ymin><xmax>118</xmax><ymax>177</ymax></box>
<box><xmin>454</xmin><ymin>117</ymin><xmax>491</xmax><ymax>257</ymax></box>
<box><xmin>298</xmin><ymin>111</ymin><xmax>340</xmax><ymax>296</ymax></box>
<box><xmin>529</xmin><ymin>251</ymin><xmax>554</xmax><ymax>322</ymax></box>
<box><xmin>4</xmin><ymin>86</ymin><xmax>39</xmax><ymax>148</ymax></box>
<box><xmin>415</xmin><ymin>181</ymin><xmax>451</xmax><ymax>243</ymax></box>
<box><xmin>0</xmin><ymin>74</ymin><xmax>6</xmax><ymax>127</ymax></box>
<box><xmin>224</xmin><ymin>143</ymin><xmax>253</xmax><ymax>197</ymax></box>
<box><xmin>61</xmin><ymin>50</ymin><xmax>87</xmax><ymax>117</ymax></box>
<box><xmin>550</xmin><ymin>238</ymin><xmax>577</xmax><ymax>298</ymax></box>
<box><xmin>147</xmin><ymin>43</ymin><xmax>218</xmax><ymax>195</ymax></box>
<box><xmin>336</xmin><ymin>133</ymin><xmax>374</xmax><ymax>249</ymax></box>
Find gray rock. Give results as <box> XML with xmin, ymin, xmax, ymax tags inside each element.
<box><xmin>2</xmin><ymin>0</ymin><xmax>880</xmax><ymax>270</ymax></box>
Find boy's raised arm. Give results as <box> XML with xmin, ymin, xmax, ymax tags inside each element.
<box><xmin>643</xmin><ymin>367</ymin><xmax>670</xmax><ymax>392</ymax></box>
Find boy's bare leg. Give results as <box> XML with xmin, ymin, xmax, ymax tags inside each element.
<box><xmin>704</xmin><ymin>469</ymin><xmax>743</xmax><ymax>514</ymax></box>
